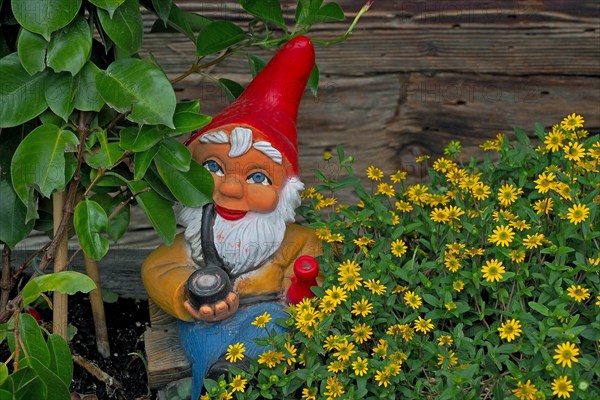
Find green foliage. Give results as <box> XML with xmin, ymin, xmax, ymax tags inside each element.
<box><xmin>207</xmin><ymin>116</ymin><xmax>599</xmax><ymax>399</ymax></box>
<box><xmin>22</xmin><ymin>271</ymin><xmax>96</xmax><ymax>307</ymax></box>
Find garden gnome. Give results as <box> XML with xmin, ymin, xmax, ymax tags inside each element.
<box><xmin>141</xmin><ymin>36</ymin><xmax>322</xmax><ymax>399</ymax></box>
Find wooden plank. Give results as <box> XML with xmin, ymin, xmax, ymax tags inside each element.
<box><xmin>144</xmin><ymin>323</ymin><xmax>191</xmax><ymax>389</ymax></box>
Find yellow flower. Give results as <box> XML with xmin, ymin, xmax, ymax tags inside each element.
<box><xmin>327</xmin><ymin>359</ymin><xmax>347</xmax><ymax>373</ymax></box>
<box><xmin>444</xmin><ymin>255</ymin><xmax>461</xmax><ymax>273</ymax></box>
<box><xmin>522</xmin><ymin>233</ymin><xmax>545</xmax><ymax>249</ymax></box>
<box><xmin>510</xmin><ymin>219</ymin><xmax>531</xmax><ymax>231</ymax></box>
<box><xmin>481</xmin><ymin>258</ymin><xmax>506</xmax><ymax>282</ymax></box>
<box><xmin>376</xmin><ymin>182</ymin><xmax>395</xmax><ymax>197</ymax></box>
<box><xmin>452</xmin><ymin>280</ymin><xmax>465</xmax><ymax>292</ymax></box>
<box><xmin>323</xmin><ymin>335</ymin><xmax>341</xmax><ymax>352</ymax></box>
<box><xmin>498</xmin><ymin>319</ymin><xmax>522</xmax><ymax>342</ymax></box>
<box><xmin>352</xmin><ymin>357</ymin><xmax>369</xmax><ymax>376</ymax></box>
<box><xmin>372</xmin><ymin>339</ymin><xmax>388</xmax><ymax>359</ymax></box>
<box><xmin>364</xmin><ymin>279</ymin><xmax>386</xmax><ymax>295</ymax></box>
<box><xmin>432</xmin><ymin>157</ymin><xmax>456</xmax><ymax>173</ymax></box>
<box><xmin>351</xmin><ymin>323</ymin><xmax>373</xmax><ymax>344</ymax></box>
<box><xmin>488</xmin><ymin>224</ymin><xmax>515</xmax><ymax>247</ymax></box>
<box><xmin>366</xmin><ymin>166</ymin><xmax>384</xmax><ymax>181</ymax></box>
<box><xmin>561</xmin><ymin>113</ymin><xmax>584</xmax><ymax>131</ymax></box>
<box><xmin>545</xmin><ymin>128</ymin><xmax>565</xmax><ymax>152</ymax></box>
<box><xmin>338</xmin><ymin>270</ymin><xmax>362</xmax><ymax>292</ymax></box>
<box><xmin>512</xmin><ymin>380</ymin><xmax>538</xmax><ymax>400</ymax></box>
<box><xmin>225</xmin><ymin>343</ymin><xmax>246</xmax><ymax>363</ymax></box>
<box><xmin>437</xmin><ymin>351</ymin><xmax>458</xmax><ymax>369</ymax></box>
<box><xmin>322</xmin><ymin>151</ymin><xmax>333</xmax><ymax>161</ymax></box>
<box><xmin>395</xmin><ymin>200</ymin><xmax>413</xmax><ymax>213</ymax></box>
<box><xmin>403</xmin><ymin>290</ymin><xmax>422</xmax><ymax>310</ymax></box>
<box><xmin>251</xmin><ymin>312</ymin><xmax>272</xmax><ymax>328</ymax></box>
<box><xmin>398</xmin><ymin>324</ymin><xmax>415</xmax><ymax>342</ymax></box>
<box><xmin>438</xmin><ymin>335</ymin><xmax>453</xmax><ymax>346</ymax></box>
<box><xmin>333</xmin><ymin>339</ymin><xmax>356</xmax><ymax>361</ymax></box>
<box><xmin>497</xmin><ymin>183</ymin><xmax>520</xmax><ymax>207</ymax></box>
<box><xmin>430</xmin><ymin>207</ymin><xmax>449</xmax><ymax>223</ymax></box>
<box><xmin>351</xmin><ymin>298</ymin><xmax>373</xmax><ymax>317</ymax></box>
<box><xmin>391</xmin><ymin>238</ymin><xmax>408</xmax><ymax>257</ymax></box>
<box><xmin>374</xmin><ymin>369</ymin><xmax>390</xmax><ymax>387</ymax></box>
<box><xmin>534</xmin><ymin>198</ymin><xmax>554</xmax><ymax>215</ymax></box>
<box><xmin>229</xmin><ymin>375</ymin><xmax>247</xmax><ymax>393</ymax></box>
<box><xmin>552</xmin><ymin>376</ymin><xmax>574</xmax><ymax>399</ymax></box>
<box><xmin>413</xmin><ymin>316</ymin><xmax>434</xmax><ymax>334</ymax></box>
<box><xmin>566</xmin><ymin>285</ymin><xmax>591</xmax><ymax>302</ymax></box>
<box><xmin>509</xmin><ymin>249</ymin><xmax>526</xmax><ymax>263</ymax></box>
<box><xmin>472</xmin><ymin>182</ymin><xmax>491</xmax><ymax>201</ymax></box>
<box><xmin>553</xmin><ymin>342</ymin><xmax>580</xmax><ymax>368</ymax></box>
<box><xmin>534</xmin><ymin>171</ymin><xmax>556</xmax><ymax>194</ymax></box>
<box><xmin>324</xmin><ymin>375</ymin><xmax>345</xmax><ymax>398</ymax></box>
<box><xmin>323</xmin><ymin>286</ymin><xmax>347</xmax><ymax>307</ymax></box>
<box><xmin>444</xmin><ymin>205</ymin><xmax>464</xmax><ymax>221</ymax></box>
<box><xmin>596</xmin><ymin>294</ymin><xmax>600</xmax><ymax>307</ymax></box>
<box><xmin>257</xmin><ymin>350</ymin><xmax>285</xmax><ymax>368</ymax></box>
<box><xmin>390</xmin><ymin>170</ymin><xmax>407</xmax><ymax>183</ymax></box>
<box><xmin>353</xmin><ymin>237</ymin><xmax>374</xmax><ymax>248</ymax></box>
<box><xmin>406</xmin><ymin>184</ymin><xmax>429</xmax><ymax>205</ymax></box>
<box><xmin>416</xmin><ymin>155</ymin><xmax>430</xmax><ymax>163</ymax></box>
<box><xmin>315</xmin><ymin>227</ymin><xmax>332</xmax><ymax>240</ymax></box>
<box><xmin>389</xmin><ymin>211</ymin><xmax>400</xmax><ymax>225</ymax></box>
<box><xmin>445</xmin><ymin>301</ymin><xmax>457</xmax><ymax>311</ymax></box>
<box><xmin>301</xmin><ymin>388</ymin><xmax>317</xmax><ymax>400</ymax></box>
<box><xmin>384</xmin><ymin>362</ymin><xmax>401</xmax><ymax>376</ymax></box>
<box><xmin>315</xmin><ymin>196</ymin><xmax>337</xmax><ymax>210</ymax></box>
<box><xmin>563</xmin><ymin>141</ymin><xmax>586</xmax><ymax>161</ymax></box>
<box><xmin>284</xmin><ymin>342</ymin><xmax>297</xmax><ymax>366</ymax></box>
<box><xmin>566</xmin><ymin>203</ymin><xmax>590</xmax><ymax>224</ymax></box>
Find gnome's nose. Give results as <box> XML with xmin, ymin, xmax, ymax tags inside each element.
<box><xmin>218</xmin><ymin>176</ymin><xmax>244</xmax><ymax>199</ymax></box>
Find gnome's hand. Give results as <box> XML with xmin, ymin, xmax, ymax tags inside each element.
<box><xmin>184</xmin><ymin>292</ymin><xmax>239</xmax><ymax>322</ymax></box>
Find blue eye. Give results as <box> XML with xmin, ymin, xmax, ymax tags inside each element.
<box><xmin>246</xmin><ymin>172</ymin><xmax>272</xmax><ymax>185</ymax></box>
<box><xmin>203</xmin><ymin>160</ymin><xmax>224</xmax><ymax>176</ymax></box>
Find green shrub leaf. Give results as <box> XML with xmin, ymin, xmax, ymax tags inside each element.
<box><xmin>133</xmin><ymin>147</ymin><xmax>159</xmax><ymax>180</ymax></box>
<box><xmin>0</xmin><ymin>180</ymin><xmax>35</xmax><ymax>249</ymax></box>
<box><xmin>0</xmin><ymin>366</ymin><xmax>46</xmax><ymax>399</ymax></box>
<box><xmin>0</xmin><ymin>363</ymin><xmax>7</xmax><ymax>386</ymax></box>
<box><xmin>74</xmin><ymin>199</ymin><xmax>110</xmax><ymax>260</ymax></box>
<box><xmin>196</xmin><ymin>20</ymin><xmax>246</xmax><ymax>56</ymax></box>
<box><xmin>11</xmin><ymin>0</ymin><xmax>82</xmax><ymax>41</ymax></box>
<box><xmin>247</xmin><ymin>54</ymin><xmax>267</xmax><ymax>77</ymax></box>
<box><xmin>92</xmin><ymin>193</ymin><xmax>130</xmax><ymax>241</ymax></box>
<box><xmin>16</xmin><ymin>28</ymin><xmax>47</xmax><ymax>75</ymax></box>
<box><xmin>20</xmin><ymin>356</ymin><xmax>70</xmax><ymax>400</ymax></box>
<box><xmin>119</xmin><ymin>125</ymin><xmax>164</xmax><ymax>152</ymax></box>
<box><xmin>97</xmin><ymin>0</ymin><xmax>143</xmax><ymax>55</ymax></box>
<box><xmin>89</xmin><ymin>0</ymin><xmax>126</xmax><ymax>18</ymax></box>
<box><xmin>11</xmin><ymin>123</ymin><xmax>78</xmax><ymax>203</ymax></box>
<box><xmin>46</xmin><ymin>15</ymin><xmax>92</xmax><ymax>75</ymax></box>
<box><xmin>172</xmin><ymin>111</ymin><xmax>212</xmax><ymax>133</ymax></box>
<box><xmin>7</xmin><ymin>313</ymin><xmax>50</xmax><ymax>364</ymax></box>
<box><xmin>151</xmin><ymin>0</ymin><xmax>172</xmax><ymax>25</ymax></box>
<box><xmin>74</xmin><ymin>62</ymin><xmax>105</xmax><ymax>112</ymax></box>
<box><xmin>157</xmin><ymin>138</ymin><xmax>191</xmax><ymax>172</ymax></box>
<box><xmin>154</xmin><ymin>156</ymin><xmax>213</xmax><ymax>208</ymax></box>
<box><xmin>127</xmin><ymin>180</ymin><xmax>176</xmax><ymax>245</ymax></box>
<box><xmin>45</xmin><ymin>72</ymin><xmax>76</xmax><ymax>121</ymax></box>
<box><xmin>0</xmin><ymin>53</ymin><xmax>49</xmax><ymax>128</ymax></box>
<box><xmin>46</xmin><ymin>334</ymin><xmax>73</xmax><ymax>387</ymax></box>
<box><xmin>97</xmin><ymin>58</ymin><xmax>176</xmax><ymax>128</ymax></box>
<box><xmin>308</xmin><ymin>63</ymin><xmax>319</xmax><ymax>97</ymax></box>
<box><xmin>218</xmin><ymin>78</ymin><xmax>244</xmax><ymax>102</ymax></box>
<box><xmin>22</xmin><ymin>271</ymin><xmax>96</xmax><ymax>308</ymax></box>
<box><xmin>239</xmin><ymin>0</ymin><xmax>285</xmax><ymax>27</ymax></box>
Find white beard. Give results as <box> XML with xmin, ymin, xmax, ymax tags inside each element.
<box><xmin>177</xmin><ymin>177</ymin><xmax>304</xmax><ymax>276</ymax></box>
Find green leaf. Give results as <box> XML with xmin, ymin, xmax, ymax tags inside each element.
<box><xmin>513</xmin><ymin>127</ymin><xmax>530</xmax><ymax>146</ymax></box>
<box><xmin>74</xmin><ymin>62</ymin><xmax>105</xmax><ymax>112</ymax></box>
<box><xmin>22</xmin><ymin>271</ymin><xmax>96</xmax><ymax>308</ymax></box>
<box><xmin>0</xmin><ymin>53</ymin><xmax>49</xmax><ymax>128</ymax></box>
<box><xmin>218</xmin><ymin>78</ymin><xmax>244</xmax><ymax>102</ymax></box>
<box><xmin>7</xmin><ymin>313</ymin><xmax>50</xmax><ymax>364</ymax></box>
<box><xmin>151</xmin><ymin>0</ymin><xmax>172</xmax><ymax>25</ymax></box>
<box><xmin>144</xmin><ymin>165</ymin><xmax>176</xmax><ymax>201</ymax></box>
<box><xmin>0</xmin><ymin>366</ymin><xmax>46</xmax><ymax>400</ymax></box>
<box><xmin>154</xmin><ymin>156</ymin><xmax>213</xmax><ymax>208</ymax></box>
<box><xmin>20</xmin><ymin>356</ymin><xmax>70</xmax><ymax>400</ymax></box>
<box><xmin>98</xmin><ymin>130</ymin><xmax>125</xmax><ymax>168</ymax></box>
<box><xmin>239</xmin><ymin>0</ymin><xmax>285</xmax><ymax>27</ymax></box>
<box><xmin>247</xmin><ymin>54</ymin><xmax>267</xmax><ymax>77</ymax></box>
<box><xmin>0</xmin><ymin>363</ymin><xmax>7</xmax><ymax>387</ymax></box>
<box><xmin>172</xmin><ymin>111</ymin><xmax>212</xmax><ymax>133</ymax></box>
<box><xmin>45</xmin><ymin>72</ymin><xmax>76</xmax><ymax>121</ymax></box>
<box><xmin>74</xmin><ymin>199</ymin><xmax>110</xmax><ymax>260</ymax></box>
<box><xmin>11</xmin><ymin>123</ymin><xmax>78</xmax><ymax>203</ymax></box>
<box><xmin>89</xmin><ymin>0</ymin><xmax>126</xmax><ymax>18</ymax></box>
<box><xmin>11</xmin><ymin>0</ymin><xmax>82</xmax><ymax>41</ymax></box>
<box><xmin>308</xmin><ymin>63</ymin><xmax>319</xmax><ymax>97</ymax></box>
<box><xmin>17</xmin><ymin>28</ymin><xmax>47</xmax><ymax>75</ymax></box>
<box><xmin>47</xmin><ymin>15</ymin><xmax>92</xmax><ymax>75</ymax></box>
<box><xmin>97</xmin><ymin>58</ymin><xmax>176</xmax><ymax>127</ymax></box>
<box><xmin>133</xmin><ymin>147</ymin><xmax>159</xmax><ymax>180</ymax></box>
<box><xmin>315</xmin><ymin>2</ymin><xmax>345</xmax><ymax>22</ymax></box>
<box><xmin>92</xmin><ymin>193</ymin><xmax>130</xmax><ymax>241</ymax></box>
<box><xmin>196</xmin><ymin>20</ymin><xmax>246</xmax><ymax>56</ymax></box>
<box><xmin>127</xmin><ymin>180</ymin><xmax>176</xmax><ymax>245</ymax></box>
<box><xmin>157</xmin><ymin>138</ymin><xmax>191</xmax><ymax>172</ymax></box>
<box><xmin>0</xmin><ymin>180</ymin><xmax>35</xmax><ymax>249</ymax></box>
<box><xmin>296</xmin><ymin>0</ymin><xmax>345</xmax><ymax>25</ymax></box>
<box><xmin>119</xmin><ymin>125</ymin><xmax>164</xmax><ymax>152</ymax></box>
<box><xmin>97</xmin><ymin>0</ymin><xmax>143</xmax><ymax>56</ymax></box>
<box><xmin>528</xmin><ymin>301</ymin><xmax>550</xmax><ymax>317</ymax></box>
<box><xmin>175</xmin><ymin>100</ymin><xmax>200</xmax><ymax>114</ymax></box>
<box><xmin>149</xmin><ymin>3</ymin><xmax>207</xmax><ymax>41</ymax></box>
<box><xmin>46</xmin><ymin>334</ymin><xmax>73</xmax><ymax>387</ymax></box>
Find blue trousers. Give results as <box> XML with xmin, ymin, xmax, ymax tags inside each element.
<box><xmin>178</xmin><ymin>302</ymin><xmax>287</xmax><ymax>400</ymax></box>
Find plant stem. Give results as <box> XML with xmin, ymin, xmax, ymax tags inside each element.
<box><xmin>1</xmin><ymin>246</ymin><xmax>13</xmax><ymax>314</ymax></box>
<box><xmin>84</xmin><ymin>255</ymin><xmax>111</xmax><ymax>358</ymax></box>
<box><xmin>52</xmin><ymin>191</ymin><xmax>69</xmax><ymax>339</ymax></box>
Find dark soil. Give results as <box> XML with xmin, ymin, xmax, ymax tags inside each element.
<box><xmin>68</xmin><ymin>293</ymin><xmax>153</xmax><ymax>400</ymax></box>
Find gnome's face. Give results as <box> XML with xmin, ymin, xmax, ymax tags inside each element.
<box><xmin>188</xmin><ymin>127</ymin><xmax>292</xmax><ymax>221</ymax></box>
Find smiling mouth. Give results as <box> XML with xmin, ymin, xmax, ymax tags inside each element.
<box><xmin>215</xmin><ymin>205</ymin><xmax>248</xmax><ymax>221</ymax></box>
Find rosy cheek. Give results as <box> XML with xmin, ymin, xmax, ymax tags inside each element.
<box><xmin>248</xmin><ymin>186</ymin><xmax>279</xmax><ymax>213</ymax></box>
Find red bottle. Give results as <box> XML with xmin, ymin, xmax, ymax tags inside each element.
<box><xmin>287</xmin><ymin>255</ymin><xmax>319</xmax><ymax>304</ymax></box>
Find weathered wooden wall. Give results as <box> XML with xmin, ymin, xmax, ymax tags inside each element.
<box><xmin>144</xmin><ymin>0</ymin><xmax>600</xmax><ymax>184</ymax></box>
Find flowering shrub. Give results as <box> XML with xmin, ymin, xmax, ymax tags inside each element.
<box><xmin>203</xmin><ymin>115</ymin><xmax>599</xmax><ymax>399</ymax></box>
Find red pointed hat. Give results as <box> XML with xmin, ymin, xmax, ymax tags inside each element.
<box><xmin>187</xmin><ymin>36</ymin><xmax>315</xmax><ymax>175</ymax></box>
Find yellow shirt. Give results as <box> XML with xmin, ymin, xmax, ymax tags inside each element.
<box><xmin>141</xmin><ymin>224</ymin><xmax>322</xmax><ymax>321</ymax></box>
